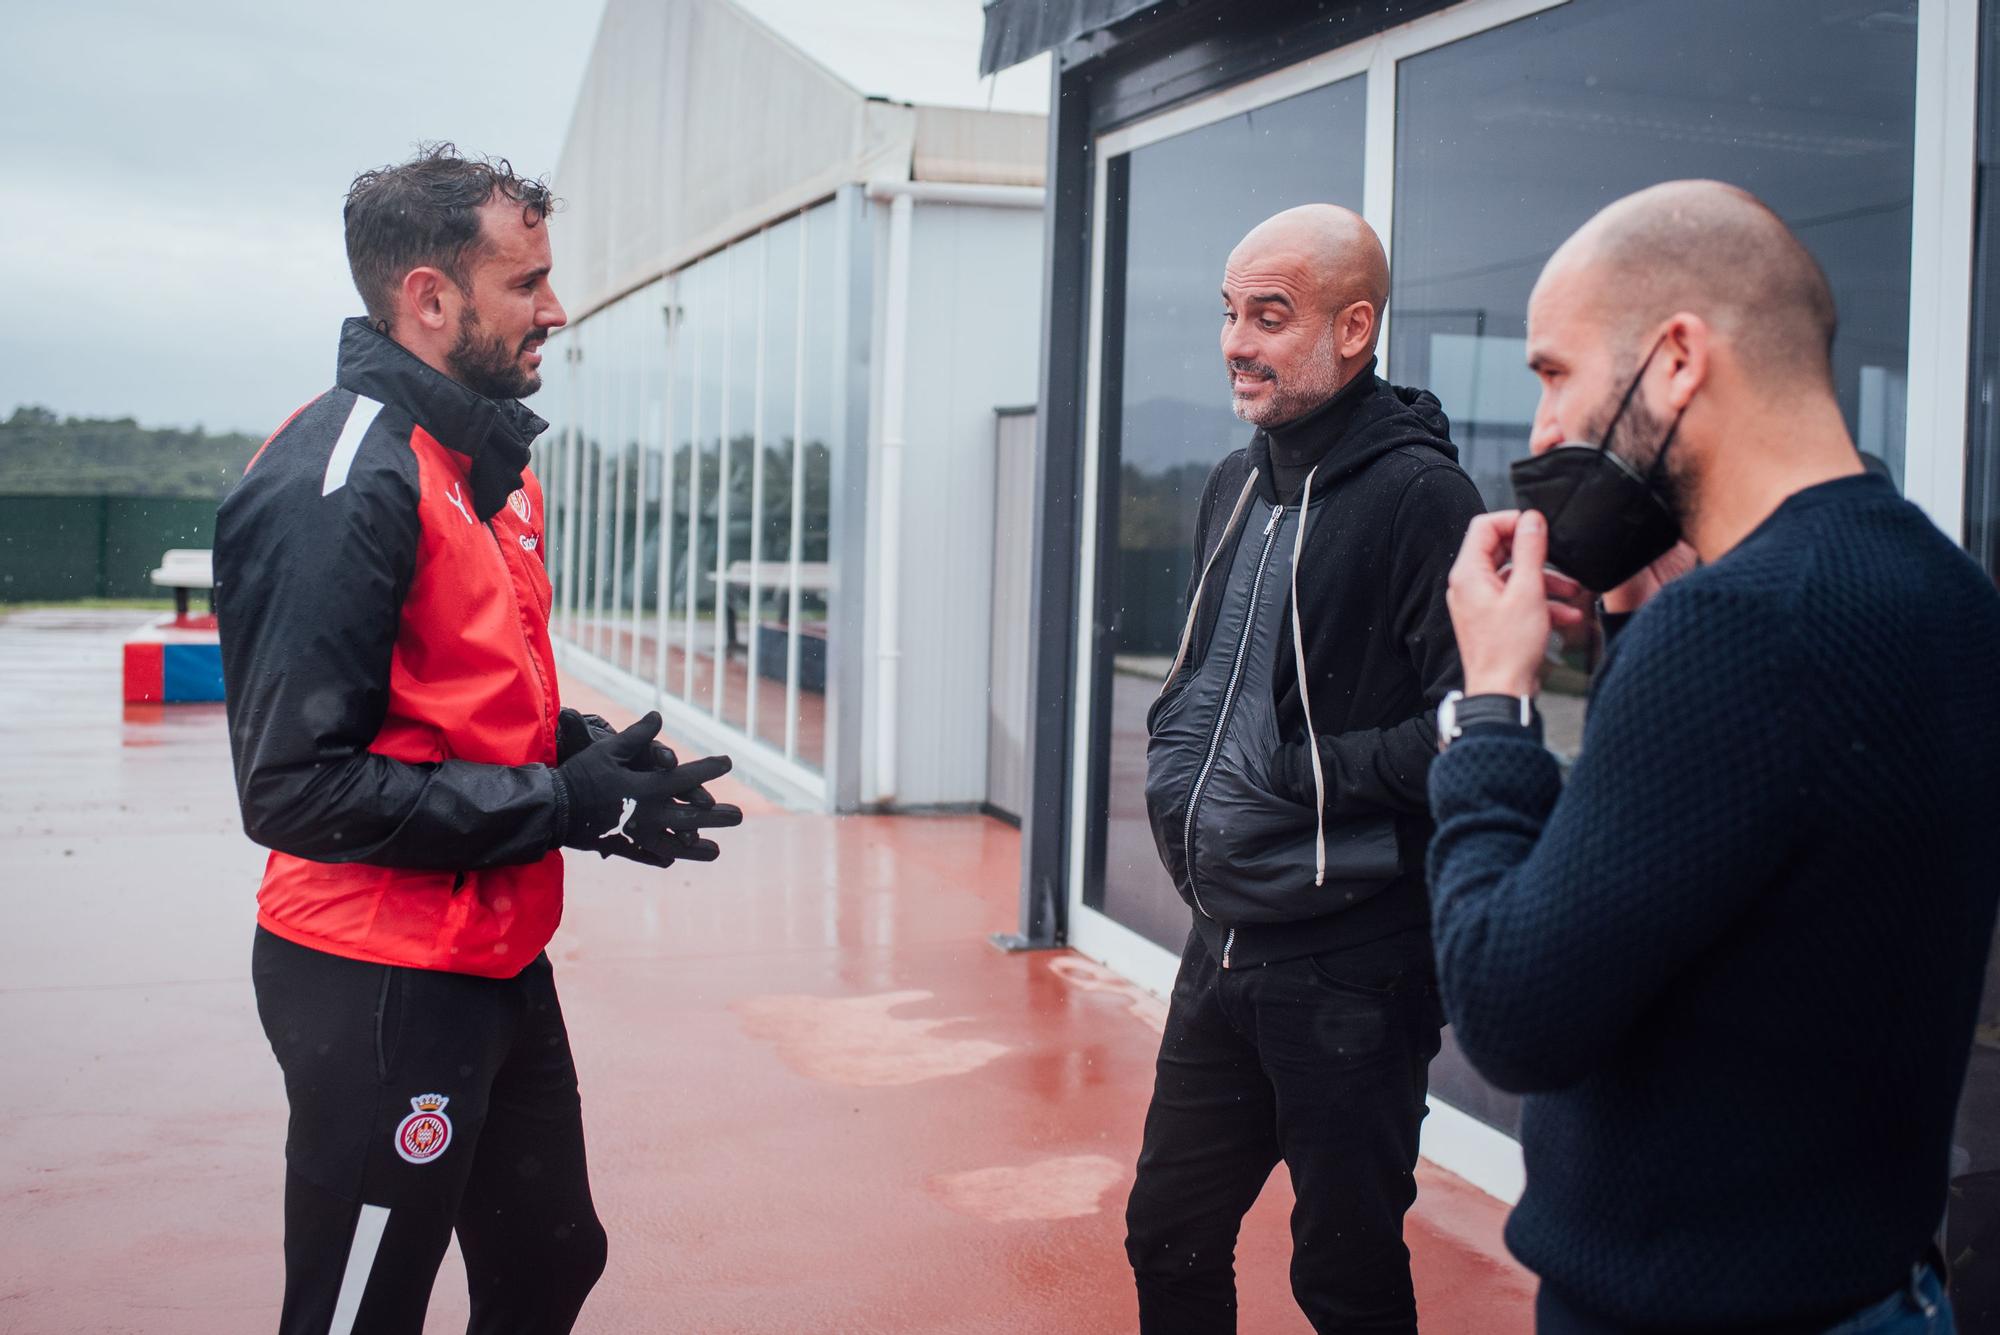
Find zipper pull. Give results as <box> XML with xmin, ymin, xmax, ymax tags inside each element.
<box><xmin>1263</xmin><ymin>506</ymin><xmax>1282</xmax><ymax>536</ymax></box>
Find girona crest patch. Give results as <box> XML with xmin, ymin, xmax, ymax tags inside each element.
<box><xmin>394</xmin><ymin>1093</ymin><xmax>453</xmax><ymax>1165</ymax></box>
<box><xmin>509</xmin><ymin>490</ymin><xmax>532</xmax><ymax>523</ymax></box>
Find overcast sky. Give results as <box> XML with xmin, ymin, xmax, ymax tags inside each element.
<box><xmin>2</xmin><ymin>1</ymin><xmax>610</xmax><ymax>436</ymax></box>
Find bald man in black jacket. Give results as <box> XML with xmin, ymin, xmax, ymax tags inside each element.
<box><xmin>1130</xmin><ymin>205</ymin><xmax>1483</xmax><ymax>1334</ymax></box>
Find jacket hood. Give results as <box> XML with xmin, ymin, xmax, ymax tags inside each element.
<box><xmin>1247</xmin><ymin>375</ymin><xmax>1457</xmax><ymax>503</ymax></box>
<box><xmin>334</xmin><ymin>317</ymin><xmax>547</xmax><ymax>521</ymax></box>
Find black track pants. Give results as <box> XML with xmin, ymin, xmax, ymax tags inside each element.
<box><xmin>252</xmin><ymin>928</ymin><xmax>607</xmax><ymax>1335</ymax></box>
<box><xmin>1125</xmin><ymin>927</ymin><xmax>1444</xmax><ymax>1334</ymax></box>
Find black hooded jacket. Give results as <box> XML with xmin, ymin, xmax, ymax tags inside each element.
<box><xmin>1145</xmin><ymin>369</ymin><xmax>1483</xmax><ymax>968</ymax></box>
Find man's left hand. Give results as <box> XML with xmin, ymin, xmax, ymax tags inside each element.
<box><xmin>1447</xmin><ymin>509</ymin><xmax>1584</xmax><ymax>698</ymax></box>
<box><xmin>557</xmin><ymin>707</ymin><xmax>722</xmax><ymax>811</ymax></box>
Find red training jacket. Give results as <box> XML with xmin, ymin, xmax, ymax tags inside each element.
<box><xmin>216</xmin><ymin>319</ymin><xmax>568</xmax><ymax>978</ymax></box>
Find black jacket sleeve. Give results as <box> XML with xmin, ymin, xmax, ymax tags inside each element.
<box><xmin>1310</xmin><ymin>464</ymin><xmax>1485</xmax><ymax>818</ymax></box>
<box><xmin>215</xmin><ymin>427</ymin><xmax>563</xmax><ymax>871</ymax></box>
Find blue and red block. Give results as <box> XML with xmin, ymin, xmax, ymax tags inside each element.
<box><xmin>123</xmin><ymin>614</ymin><xmax>225</xmax><ymax>703</ymax></box>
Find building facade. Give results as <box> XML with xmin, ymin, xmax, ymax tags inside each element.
<box><xmin>987</xmin><ymin>0</ymin><xmax>2000</xmax><ymax>1313</ymax></box>
<box><xmin>537</xmin><ymin>0</ymin><xmax>1050</xmax><ymax>812</ymax></box>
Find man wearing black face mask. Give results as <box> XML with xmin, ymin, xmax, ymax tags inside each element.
<box><xmin>1427</xmin><ymin>180</ymin><xmax>2000</xmax><ymax>1334</ymax></box>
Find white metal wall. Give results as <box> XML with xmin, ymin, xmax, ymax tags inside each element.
<box><xmin>860</xmin><ymin>201</ymin><xmax>1045</xmax><ymax>808</ymax></box>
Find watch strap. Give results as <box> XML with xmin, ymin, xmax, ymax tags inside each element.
<box><xmin>1453</xmin><ymin>693</ymin><xmax>1543</xmax><ymax>745</ymax></box>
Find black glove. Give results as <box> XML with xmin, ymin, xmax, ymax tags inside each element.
<box><xmin>556</xmin><ymin>708</ymin><xmax>616</xmax><ymax>763</ymax></box>
<box><xmin>557</xmin><ymin>707</ymin><xmax>721</xmax><ymax>812</ymax></box>
<box><xmin>550</xmin><ymin>713</ymin><xmax>743</xmax><ymax>866</ymax></box>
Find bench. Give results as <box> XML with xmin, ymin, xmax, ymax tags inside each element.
<box><xmin>707</xmin><ymin>561</ymin><xmax>833</xmax><ymax>692</ymax></box>
<box><xmin>126</xmin><ymin>547</ymin><xmax>223</xmax><ymax>702</ymax></box>
<box><xmin>149</xmin><ymin>548</ymin><xmax>215</xmax><ymax>626</ymax></box>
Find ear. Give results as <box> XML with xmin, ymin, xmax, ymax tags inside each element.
<box><xmin>399</xmin><ymin>266</ymin><xmax>455</xmax><ymax>335</ymax></box>
<box><xmin>1660</xmin><ymin>312</ymin><xmax>1710</xmax><ymax>412</ymax></box>
<box><xmin>1338</xmin><ymin>300</ymin><xmax>1379</xmax><ymax>361</ymax></box>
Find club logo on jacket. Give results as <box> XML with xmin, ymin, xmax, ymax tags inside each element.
<box><xmin>519</xmin><ymin>533</ymin><xmax>540</xmax><ymax>552</ymax></box>
<box><xmin>394</xmin><ymin>1093</ymin><xmax>454</xmax><ymax>1164</ymax></box>
<box><xmin>509</xmin><ymin>490</ymin><xmax>532</xmax><ymax>523</ymax></box>
<box><xmin>443</xmin><ymin>482</ymin><xmax>473</xmax><ymax>525</ymax></box>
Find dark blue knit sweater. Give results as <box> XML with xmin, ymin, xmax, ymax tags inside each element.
<box><xmin>1428</xmin><ymin>474</ymin><xmax>2000</xmax><ymax>1330</ymax></box>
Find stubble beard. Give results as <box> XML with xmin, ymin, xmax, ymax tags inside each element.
<box><xmin>1230</xmin><ymin>321</ymin><xmax>1346</xmax><ymax>428</ymax></box>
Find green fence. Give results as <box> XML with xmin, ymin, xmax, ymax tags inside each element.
<box><xmin>0</xmin><ymin>494</ymin><xmax>219</xmax><ymax>601</ymax></box>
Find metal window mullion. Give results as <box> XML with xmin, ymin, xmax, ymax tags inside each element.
<box><xmin>684</xmin><ymin>296</ymin><xmax>702</xmax><ymax>703</ymax></box>
<box><xmin>656</xmin><ymin>286</ymin><xmax>678</xmax><ymax>701</ymax></box>
<box><xmin>563</xmin><ymin>346</ymin><xmax>584</xmax><ymax>643</ymax></box>
<box><xmin>583</xmin><ymin>343</ymin><xmax>603</xmax><ymax>656</ymax></box>
<box><xmin>1906</xmin><ymin>0</ymin><xmax>1979</xmax><ymax>542</ymax></box>
<box><xmin>713</xmin><ymin>257</ymin><xmax>733</xmax><ymax>720</ymax></box>
<box><xmin>592</xmin><ymin>418</ymin><xmax>610</xmax><ymax>661</ymax></box>
<box><xmin>556</xmin><ymin>369</ymin><xmax>580</xmax><ymax>647</ymax></box>
<box><xmin>1363</xmin><ymin>41</ymin><xmax>1398</xmax><ymax>376</ymax></box>
<box><xmin>609</xmin><ymin>420</ymin><xmax>627</xmax><ymax>667</ymax></box>
<box><xmin>786</xmin><ymin>217</ymin><xmax>809</xmax><ymax>762</ymax></box>
<box><xmin>629</xmin><ymin>296</ymin><xmax>652</xmax><ymax>680</ymax></box>
<box><xmin>627</xmin><ymin>342</ymin><xmax>648</xmax><ymax>679</ymax></box>
<box><xmin>1064</xmin><ymin>132</ymin><xmax>1113</xmax><ymax>941</ymax></box>
<box><xmin>746</xmin><ymin>229</ymin><xmax>769</xmax><ymax>742</ymax></box>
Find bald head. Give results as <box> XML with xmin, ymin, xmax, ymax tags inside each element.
<box><xmin>1537</xmin><ymin>180</ymin><xmax>1836</xmax><ymax>387</ymax></box>
<box><xmin>1220</xmin><ymin>205</ymin><xmax>1389</xmax><ymax>426</ymax></box>
<box><xmin>1228</xmin><ymin>204</ymin><xmax>1390</xmax><ymax>334</ymax></box>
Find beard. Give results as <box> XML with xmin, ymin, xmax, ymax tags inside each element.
<box><xmin>1228</xmin><ymin>320</ymin><xmax>1346</xmax><ymax>428</ymax></box>
<box><xmin>447</xmin><ymin>304</ymin><xmax>544</xmax><ymax>402</ymax></box>
<box><xmin>1597</xmin><ymin>378</ymin><xmax>1693</xmax><ymax>523</ymax></box>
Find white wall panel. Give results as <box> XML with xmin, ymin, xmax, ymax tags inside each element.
<box><xmin>884</xmin><ymin>202</ymin><xmax>1044</xmax><ymax>806</ymax></box>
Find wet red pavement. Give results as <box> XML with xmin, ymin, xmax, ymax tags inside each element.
<box><xmin>0</xmin><ymin>609</ymin><xmax>1532</xmax><ymax>1333</ymax></box>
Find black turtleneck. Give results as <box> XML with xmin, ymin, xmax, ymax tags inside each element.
<box><xmin>1263</xmin><ymin>356</ymin><xmax>1378</xmax><ymax>503</ymax></box>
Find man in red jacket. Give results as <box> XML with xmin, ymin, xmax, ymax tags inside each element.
<box><xmin>215</xmin><ymin>144</ymin><xmax>741</xmax><ymax>1335</ymax></box>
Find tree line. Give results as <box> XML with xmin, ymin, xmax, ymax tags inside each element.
<box><xmin>0</xmin><ymin>405</ymin><xmax>260</xmax><ymax>499</ymax></box>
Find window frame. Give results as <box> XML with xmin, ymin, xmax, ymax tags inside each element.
<box><xmin>1062</xmin><ymin>0</ymin><xmax>1970</xmax><ymax>1202</ymax></box>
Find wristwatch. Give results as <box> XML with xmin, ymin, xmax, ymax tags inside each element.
<box><xmin>1436</xmin><ymin>690</ymin><xmax>1541</xmax><ymax>751</ymax></box>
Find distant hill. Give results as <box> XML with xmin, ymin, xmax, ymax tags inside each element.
<box><xmin>0</xmin><ymin>405</ymin><xmax>259</xmax><ymax>499</ymax></box>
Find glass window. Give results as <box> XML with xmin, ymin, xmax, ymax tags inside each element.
<box><xmin>666</xmin><ymin>271</ymin><xmax>695</xmax><ymax>702</ymax></box>
<box><xmin>632</xmin><ymin>283</ymin><xmax>667</xmax><ymax>680</ymax></box>
<box><xmin>1393</xmin><ymin>1</ymin><xmax>1916</xmax><ymax>515</ymax></box>
<box><xmin>797</xmin><ymin>202</ymin><xmax>842</xmax><ymax>774</ymax></box>
<box><xmin>756</xmin><ymin>214</ymin><xmax>804</xmax><ymax>755</ymax></box>
<box><xmin>582</xmin><ymin>320</ymin><xmax>606</xmax><ymax>658</ymax></box>
<box><xmin>1954</xmin><ymin>4</ymin><xmax>2000</xmax><ymax>1324</ymax></box>
<box><xmin>606</xmin><ymin>297</ymin><xmax>635</xmax><ymax>674</ymax></box>
<box><xmin>721</xmin><ymin>236</ymin><xmax>761</xmax><ymax>731</ymax></box>
<box><xmin>687</xmin><ymin>252</ymin><xmax>724</xmax><ymax>710</ymax></box>
<box><xmin>543</xmin><ymin>200</ymin><xmax>842</xmax><ymax>785</ymax></box>
<box><xmin>533</xmin><ymin>334</ymin><xmax>570</xmax><ymax>617</ymax></box>
<box><xmin>1086</xmin><ymin>75</ymin><xmax>1369</xmax><ymax>951</ymax></box>
<box><xmin>1390</xmin><ymin>0</ymin><xmax>1918</xmax><ymax>1137</ymax></box>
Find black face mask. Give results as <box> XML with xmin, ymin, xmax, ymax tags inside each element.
<box><xmin>1509</xmin><ymin>336</ymin><xmax>1688</xmax><ymax>593</ymax></box>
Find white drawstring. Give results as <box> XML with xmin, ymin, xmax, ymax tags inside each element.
<box><xmin>1159</xmin><ymin>469</ymin><xmax>1261</xmax><ymax>698</ymax></box>
<box><xmin>1288</xmin><ymin>464</ymin><xmax>1326</xmax><ymax>886</ymax></box>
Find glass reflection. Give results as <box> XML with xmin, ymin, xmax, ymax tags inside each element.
<box><xmin>721</xmin><ymin>236</ymin><xmax>760</xmax><ymax>731</ymax></box>
<box><xmin>757</xmin><ymin>215</ymin><xmax>803</xmax><ymax>755</ymax></box>
<box><xmin>797</xmin><ymin>204</ymin><xmax>841</xmax><ymax>774</ymax></box>
<box><xmin>1950</xmin><ymin>5</ymin><xmax>2000</xmax><ymax>1325</ymax></box>
<box><xmin>548</xmin><ymin>200</ymin><xmax>839</xmax><ymax>779</ymax></box>
<box><xmin>1088</xmin><ymin>75</ymin><xmax>1368</xmax><ymax>951</ymax></box>
<box><xmin>1389</xmin><ymin>0</ymin><xmax>1918</xmax><ymax>1139</ymax></box>
<box><xmin>690</xmin><ymin>251</ymin><xmax>723</xmax><ymax>711</ymax></box>
<box><xmin>1391</xmin><ymin>1</ymin><xmax>1916</xmax><ymax>506</ymax></box>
